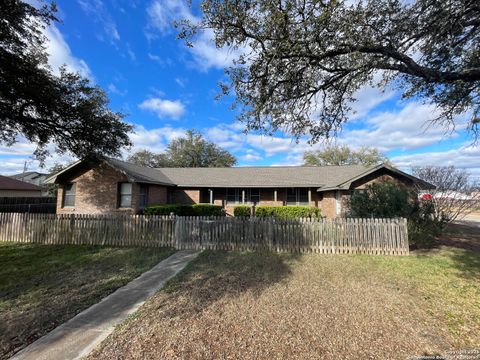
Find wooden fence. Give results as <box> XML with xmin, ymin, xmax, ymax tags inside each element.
<box><xmin>0</xmin><ymin>213</ymin><xmax>409</xmax><ymax>256</ymax></box>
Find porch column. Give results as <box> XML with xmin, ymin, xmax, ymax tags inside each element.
<box><xmin>274</xmin><ymin>189</ymin><xmax>277</xmax><ymax>203</ymax></box>
<box><xmin>242</xmin><ymin>189</ymin><xmax>245</xmax><ymax>204</ymax></box>
<box><xmin>308</xmin><ymin>188</ymin><xmax>312</xmax><ymax>205</ymax></box>
<box><xmin>209</xmin><ymin>189</ymin><xmax>213</xmax><ymax>204</ymax></box>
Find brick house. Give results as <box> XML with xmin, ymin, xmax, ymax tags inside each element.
<box><xmin>46</xmin><ymin>158</ymin><xmax>433</xmax><ymax>218</ymax></box>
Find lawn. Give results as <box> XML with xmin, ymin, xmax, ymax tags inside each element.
<box><xmin>89</xmin><ymin>224</ymin><xmax>480</xmax><ymax>360</ymax></box>
<box><xmin>0</xmin><ymin>242</ymin><xmax>174</xmax><ymax>360</ymax></box>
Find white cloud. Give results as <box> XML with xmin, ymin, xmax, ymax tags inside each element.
<box><xmin>127</xmin><ymin>124</ymin><xmax>187</xmax><ymax>154</ymax></box>
<box><xmin>77</xmin><ymin>0</ymin><xmax>120</xmax><ymax>42</ymax></box>
<box><xmin>146</xmin><ymin>0</ymin><xmax>242</xmax><ymax>71</ymax></box>
<box><xmin>107</xmin><ymin>83</ymin><xmax>127</xmax><ymax>96</ymax></box>
<box><xmin>175</xmin><ymin>77</ymin><xmax>187</xmax><ymax>87</ymax></box>
<box><xmin>138</xmin><ymin>98</ymin><xmax>186</xmax><ymax>119</ymax></box>
<box><xmin>146</xmin><ymin>0</ymin><xmax>197</xmax><ymax>35</ymax></box>
<box><xmin>44</xmin><ymin>25</ymin><xmax>91</xmax><ymax>78</ymax></box>
<box><xmin>391</xmin><ymin>144</ymin><xmax>480</xmax><ymax>174</ymax></box>
<box><xmin>239</xmin><ymin>150</ymin><xmax>262</xmax><ymax>162</ymax></box>
<box><xmin>342</xmin><ymin>102</ymin><xmax>459</xmax><ymax>152</ymax></box>
<box><xmin>126</xmin><ymin>43</ymin><xmax>136</xmax><ymax>61</ymax></box>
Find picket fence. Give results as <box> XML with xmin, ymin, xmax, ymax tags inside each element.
<box><xmin>0</xmin><ymin>213</ymin><xmax>409</xmax><ymax>256</ymax></box>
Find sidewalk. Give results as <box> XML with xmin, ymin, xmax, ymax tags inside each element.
<box><xmin>11</xmin><ymin>250</ymin><xmax>200</xmax><ymax>360</ymax></box>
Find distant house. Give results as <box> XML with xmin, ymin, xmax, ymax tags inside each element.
<box><xmin>10</xmin><ymin>171</ymin><xmax>49</xmax><ymax>196</ymax></box>
<box><xmin>46</xmin><ymin>157</ymin><xmax>434</xmax><ymax>218</ymax></box>
<box><xmin>0</xmin><ymin>175</ymin><xmax>43</xmax><ymax>197</ymax></box>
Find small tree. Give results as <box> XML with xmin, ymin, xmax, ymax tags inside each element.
<box><xmin>412</xmin><ymin>166</ymin><xmax>480</xmax><ymax>223</ymax></box>
<box><xmin>304</xmin><ymin>145</ymin><xmax>389</xmax><ymax>166</ymax></box>
<box><xmin>348</xmin><ymin>181</ymin><xmax>438</xmax><ymax>247</ymax></box>
<box><xmin>127</xmin><ymin>130</ymin><xmax>237</xmax><ymax>168</ymax></box>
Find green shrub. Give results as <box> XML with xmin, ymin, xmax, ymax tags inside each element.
<box><xmin>191</xmin><ymin>204</ymin><xmax>225</xmax><ymax>216</ymax></box>
<box><xmin>143</xmin><ymin>204</ymin><xmax>225</xmax><ymax>216</ymax></box>
<box><xmin>234</xmin><ymin>205</ymin><xmax>251</xmax><ymax>217</ymax></box>
<box><xmin>255</xmin><ymin>206</ymin><xmax>321</xmax><ymax>218</ymax></box>
<box><xmin>348</xmin><ymin>181</ymin><xmax>441</xmax><ymax>248</ymax></box>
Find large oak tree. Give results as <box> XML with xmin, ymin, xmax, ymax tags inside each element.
<box><xmin>127</xmin><ymin>130</ymin><xmax>237</xmax><ymax>167</ymax></box>
<box><xmin>0</xmin><ymin>0</ymin><xmax>132</xmax><ymax>162</ymax></box>
<box><xmin>179</xmin><ymin>0</ymin><xmax>480</xmax><ymax>142</ymax></box>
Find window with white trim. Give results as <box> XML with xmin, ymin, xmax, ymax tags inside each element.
<box><xmin>226</xmin><ymin>188</ymin><xmax>261</xmax><ymax>205</ymax></box>
<box><xmin>62</xmin><ymin>183</ymin><xmax>76</xmax><ymax>207</ymax></box>
<box><xmin>286</xmin><ymin>188</ymin><xmax>309</xmax><ymax>205</ymax></box>
<box><xmin>118</xmin><ymin>183</ymin><xmax>133</xmax><ymax>208</ymax></box>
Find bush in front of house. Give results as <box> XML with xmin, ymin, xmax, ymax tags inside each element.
<box><xmin>234</xmin><ymin>205</ymin><xmax>251</xmax><ymax>217</ymax></box>
<box><xmin>348</xmin><ymin>181</ymin><xmax>440</xmax><ymax>248</ymax></box>
<box><xmin>255</xmin><ymin>206</ymin><xmax>321</xmax><ymax>219</ymax></box>
<box><xmin>143</xmin><ymin>204</ymin><xmax>225</xmax><ymax>216</ymax></box>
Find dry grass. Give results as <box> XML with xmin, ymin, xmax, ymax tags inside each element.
<box><xmin>89</xmin><ymin>235</ymin><xmax>480</xmax><ymax>359</ymax></box>
<box><xmin>0</xmin><ymin>243</ymin><xmax>174</xmax><ymax>360</ymax></box>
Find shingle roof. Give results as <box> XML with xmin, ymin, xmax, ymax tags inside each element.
<box><xmin>154</xmin><ymin>165</ymin><xmax>370</xmax><ymax>188</ymax></box>
<box><xmin>104</xmin><ymin>158</ymin><xmax>372</xmax><ymax>188</ymax></box>
<box><xmin>47</xmin><ymin>157</ymin><xmax>434</xmax><ymax>190</ymax></box>
<box><xmin>10</xmin><ymin>172</ymin><xmax>47</xmax><ymax>180</ymax></box>
<box><xmin>0</xmin><ymin>175</ymin><xmax>43</xmax><ymax>191</ymax></box>
<box><xmin>106</xmin><ymin>158</ymin><xmax>175</xmax><ymax>186</ymax></box>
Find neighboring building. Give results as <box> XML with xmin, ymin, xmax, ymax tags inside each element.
<box><xmin>46</xmin><ymin>158</ymin><xmax>434</xmax><ymax>218</ymax></box>
<box><xmin>10</xmin><ymin>171</ymin><xmax>49</xmax><ymax>196</ymax></box>
<box><xmin>0</xmin><ymin>175</ymin><xmax>43</xmax><ymax>197</ymax></box>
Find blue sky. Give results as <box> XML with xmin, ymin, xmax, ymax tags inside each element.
<box><xmin>1</xmin><ymin>0</ymin><xmax>479</xmax><ymax>177</ymax></box>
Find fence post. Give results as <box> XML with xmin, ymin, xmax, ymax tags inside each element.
<box><xmin>174</xmin><ymin>215</ymin><xmax>182</xmax><ymax>249</ymax></box>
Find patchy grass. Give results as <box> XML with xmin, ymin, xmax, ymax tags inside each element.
<box><xmin>89</xmin><ymin>238</ymin><xmax>479</xmax><ymax>359</ymax></box>
<box><xmin>0</xmin><ymin>242</ymin><xmax>174</xmax><ymax>360</ymax></box>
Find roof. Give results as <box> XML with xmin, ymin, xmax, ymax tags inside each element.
<box><xmin>10</xmin><ymin>171</ymin><xmax>48</xmax><ymax>180</ymax></box>
<box><xmin>155</xmin><ymin>165</ymin><xmax>370</xmax><ymax>188</ymax></box>
<box><xmin>0</xmin><ymin>175</ymin><xmax>43</xmax><ymax>191</ymax></box>
<box><xmin>46</xmin><ymin>157</ymin><xmax>435</xmax><ymax>190</ymax></box>
<box><xmin>47</xmin><ymin>157</ymin><xmax>434</xmax><ymax>190</ymax></box>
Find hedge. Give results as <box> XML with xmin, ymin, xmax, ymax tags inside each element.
<box><xmin>143</xmin><ymin>204</ymin><xmax>225</xmax><ymax>216</ymax></box>
<box><xmin>234</xmin><ymin>205</ymin><xmax>251</xmax><ymax>217</ymax></box>
<box><xmin>255</xmin><ymin>206</ymin><xmax>321</xmax><ymax>219</ymax></box>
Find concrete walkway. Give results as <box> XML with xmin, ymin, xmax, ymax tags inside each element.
<box><xmin>11</xmin><ymin>250</ymin><xmax>199</xmax><ymax>360</ymax></box>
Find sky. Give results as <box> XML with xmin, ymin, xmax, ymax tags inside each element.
<box><xmin>1</xmin><ymin>0</ymin><xmax>479</xmax><ymax>177</ymax></box>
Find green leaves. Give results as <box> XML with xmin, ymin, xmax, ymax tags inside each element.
<box><xmin>0</xmin><ymin>0</ymin><xmax>132</xmax><ymax>163</ymax></box>
<box><xmin>127</xmin><ymin>130</ymin><xmax>237</xmax><ymax>168</ymax></box>
<box><xmin>303</xmin><ymin>145</ymin><xmax>389</xmax><ymax>166</ymax></box>
<box><xmin>180</xmin><ymin>0</ymin><xmax>480</xmax><ymax>141</ymax></box>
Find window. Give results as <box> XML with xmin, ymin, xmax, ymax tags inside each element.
<box><xmin>63</xmin><ymin>183</ymin><xmax>76</xmax><ymax>207</ymax></box>
<box><xmin>200</xmin><ymin>189</ymin><xmax>212</xmax><ymax>204</ymax></box>
<box><xmin>118</xmin><ymin>183</ymin><xmax>133</xmax><ymax>208</ymax></box>
<box><xmin>139</xmin><ymin>185</ymin><xmax>149</xmax><ymax>208</ymax></box>
<box><xmin>250</xmin><ymin>189</ymin><xmax>260</xmax><ymax>205</ymax></box>
<box><xmin>226</xmin><ymin>188</ymin><xmax>240</xmax><ymax>204</ymax></box>
<box><xmin>286</xmin><ymin>188</ymin><xmax>309</xmax><ymax>206</ymax></box>
<box><xmin>226</xmin><ymin>188</ymin><xmax>261</xmax><ymax>205</ymax></box>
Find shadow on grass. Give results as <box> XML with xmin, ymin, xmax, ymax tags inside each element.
<box><xmin>0</xmin><ymin>243</ymin><xmax>173</xmax><ymax>360</ymax></box>
<box><xmin>156</xmin><ymin>250</ymin><xmax>301</xmax><ymax>319</ymax></box>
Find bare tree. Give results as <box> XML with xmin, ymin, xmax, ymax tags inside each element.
<box><xmin>412</xmin><ymin>166</ymin><xmax>480</xmax><ymax>223</ymax></box>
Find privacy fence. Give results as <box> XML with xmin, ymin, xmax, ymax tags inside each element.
<box><xmin>0</xmin><ymin>197</ymin><xmax>56</xmax><ymax>213</ymax></box>
<box><xmin>0</xmin><ymin>213</ymin><xmax>409</xmax><ymax>255</ymax></box>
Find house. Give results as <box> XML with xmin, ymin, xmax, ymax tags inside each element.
<box><xmin>10</xmin><ymin>171</ymin><xmax>50</xmax><ymax>196</ymax></box>
<box><xmin>0</xmin><ymin>175</ymin><xmax>43</xmax><ymax>197</ymax></box>
<box><xmin>46</xmin><ymin>157</ymin><xmax>434</xmax><ymax>218</ymax></box>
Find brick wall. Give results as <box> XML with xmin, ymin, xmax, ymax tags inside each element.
<box><xmin>57</xmin><ymin>164</ymin><xmax>167</xmax><ymax>214</ymax></box>
<box><xmin>148</xmin><ymin>185</ymin><xmax>168</xmax><ymax>206</ymax></box>
<box><xmin>172</xmin><ymin>189</ymin><xmax>200</xmax><ymax>205</ymax></box>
